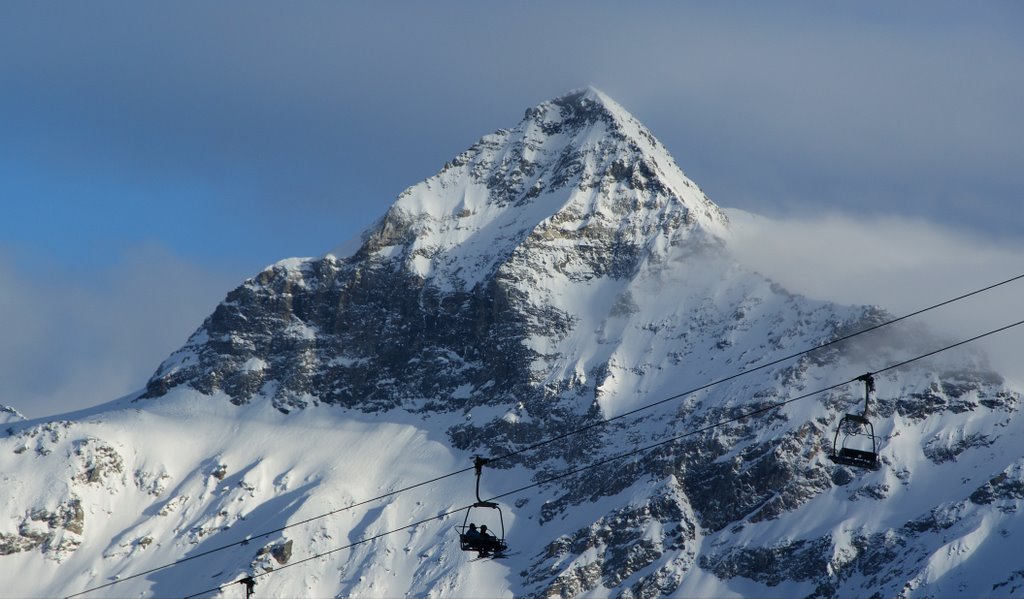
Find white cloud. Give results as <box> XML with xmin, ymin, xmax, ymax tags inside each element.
<box><xmin>725</xmin><ymin>208</ymin><xmax>1024</xmax><ymax>387</ymax></box>
<box><xmin>0</xmin><ymin>245</ymin><xmax>240</xmax><ymax>419</ymax></box>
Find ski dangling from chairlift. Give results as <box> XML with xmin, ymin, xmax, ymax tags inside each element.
<box><xmin>457</xmin><ymin>456</ymin><xmax>509</xmax><ymax>558</ymax></box>
<box><xmin>829</xmin><ymin>373</ymin><xmax>881</xmax><ymax>470</ymax></box>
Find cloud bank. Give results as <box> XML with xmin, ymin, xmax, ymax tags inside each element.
<box><xmin>0</xmin><ymin>245</ymin><xmax>240</xmax><ymax>418</ymax></box>
<box><xmin>726</xmin><ymin>209</ymin><xmax>1024</xmax><ymax>386</ymax></box>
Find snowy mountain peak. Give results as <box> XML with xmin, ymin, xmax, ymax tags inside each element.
<box><xmin>334</xmin><ymin>89</ymin><xmax>728</xmax><ymax>288</ymax></box>
<box><xmin>523</xmin><ymin>87</ymin><xmax>670</xmax><ymax>161</ymax></box>
<box><xmin>521</xmin><ymin>86</ymin><xmax>636</xmax><ymax>139</ymax></box>
<box><xmin>6</xmin><ymin>87</ymin><xmax>1024</xmax><ymax>599</ymax></box>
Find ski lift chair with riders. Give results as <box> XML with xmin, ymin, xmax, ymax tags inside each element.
<box><xmin>457</xmin><ymin>456</ymin><xmax>509</xmax><ymax>558</ymax></box>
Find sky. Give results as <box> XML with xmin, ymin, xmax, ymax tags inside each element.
<box><xmin>2</xmin><ymin>2</ymin><xmax>1022</xmax><ymax>418</ymax></box>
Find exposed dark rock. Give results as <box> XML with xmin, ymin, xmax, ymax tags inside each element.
<box><xmin>73</xmin><ymin>438</ymin><xmax>124</xmax><ymax>485</ymax></box>
<box><xmin>257</xmin><ymin>539</ymin><xmax>294</xmax><ymax>565</ymax></box>
<box><xmin>700</xmin><ymin>536</ymin><xmax>833</xmax><ymax>587</ymax></box>
<box><xmin>923</xmin><ymin>430</ymin><xmax>995</xmax><ymax>464</ymax></box>
<box><xmin>0</xmin><ymin>498</ymin><xmax>84</xmax><ymax>557</ymax></box>
<box><xmin>970</xmin><ymin>467</ymin><xmax>1024</xmax><ymax>507</ymax></box>
<box><xmin>526</xmin><ymin>483</ymin><xmax>696</xmax><ymax>598</ymax></box>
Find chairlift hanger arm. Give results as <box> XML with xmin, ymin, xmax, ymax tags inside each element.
<box><xmin>472</xmin><ymin>456</ymin><xmax>490</xmax><ymax>503</ymax></box>
<box><xmin>855</xmin><ymin>372</ymin><xmax>875</xmax><ymax>417</ymax></box>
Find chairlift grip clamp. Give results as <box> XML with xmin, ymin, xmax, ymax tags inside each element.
<box><xmin>472</xmin><ymin>455</ymin><xmax>491</xmax><ymax>503</ymax></box>
<box><xmin>473</xmin><ymin>455</ymin><xmax>490</xmax><ymax>474</ymax></box>
<box><xmin>856</xmin><ymin>372</ymin><xmax>875</xmax><ymax>417</ymax></box>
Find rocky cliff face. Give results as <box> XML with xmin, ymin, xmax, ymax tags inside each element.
<box><xmin>3</xmin><ymin>89</ymin><xmax>1022</xmax><ymax>598</ymax></box>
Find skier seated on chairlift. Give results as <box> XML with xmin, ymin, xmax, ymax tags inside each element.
<box><xmin>464</xmin><ymin>523</ymin><xmax>482</xmax><ymax>545</ymax></box>
<box><xmin>464</xmin><ymin>524</ymin><xmax>495</xmax><ymax>557</ymax></box>
<box><xmin>479</xmin><ymin>525</ymin><xmax>500</xmax><ymax>552</ymax></box>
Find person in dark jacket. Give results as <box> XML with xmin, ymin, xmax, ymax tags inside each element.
<box><xmin>479</xmin><ymin>524</ymin><xmax>498</xmax><ymax>551</ymax></box>
<box><xmin>464</xmin><ymin>523</ymin><xmax>482</xmax><ymax>544</ymax></box>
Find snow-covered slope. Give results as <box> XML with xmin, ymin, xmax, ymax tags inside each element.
<box><xmin>2</xmin><ymin>88</ymin><xmax>1022</xmax><ymax>598</ymax></box>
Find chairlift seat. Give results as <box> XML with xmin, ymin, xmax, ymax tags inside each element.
<box><xmin>831</xmin><ymin>447</ymin><xmax>879</xmax><ymax>469</ymax></box>
<box><xmin>458</xmin><ymin>530</ymin><xmax>508</xmax><ymax>555</ymax></box>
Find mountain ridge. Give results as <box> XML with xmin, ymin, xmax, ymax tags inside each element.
<box><xmin>2</xmin><ymin>89</ymin><xmax>1021</xmax><ymax>598</ymax></box>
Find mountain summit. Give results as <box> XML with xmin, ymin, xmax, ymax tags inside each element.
<box><xmin>141</xmin><ymin>87</ymin><xmax>738</xmax><ymax>414</ymax></box>
<box><xmin>3</xmin><ymin>90</ymin><xmax>1022</xmax><ymax>599</ymax></box>
<box><xmin>338</xmin><ymin>87</ymin><xmax>728</xmax><ymax>289</ymax></box>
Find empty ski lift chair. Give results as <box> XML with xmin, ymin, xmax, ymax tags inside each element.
<box><xmin>830</xmin><ymin>373</ymin><xmax>881</xmax><ymax>470</ymax></box>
